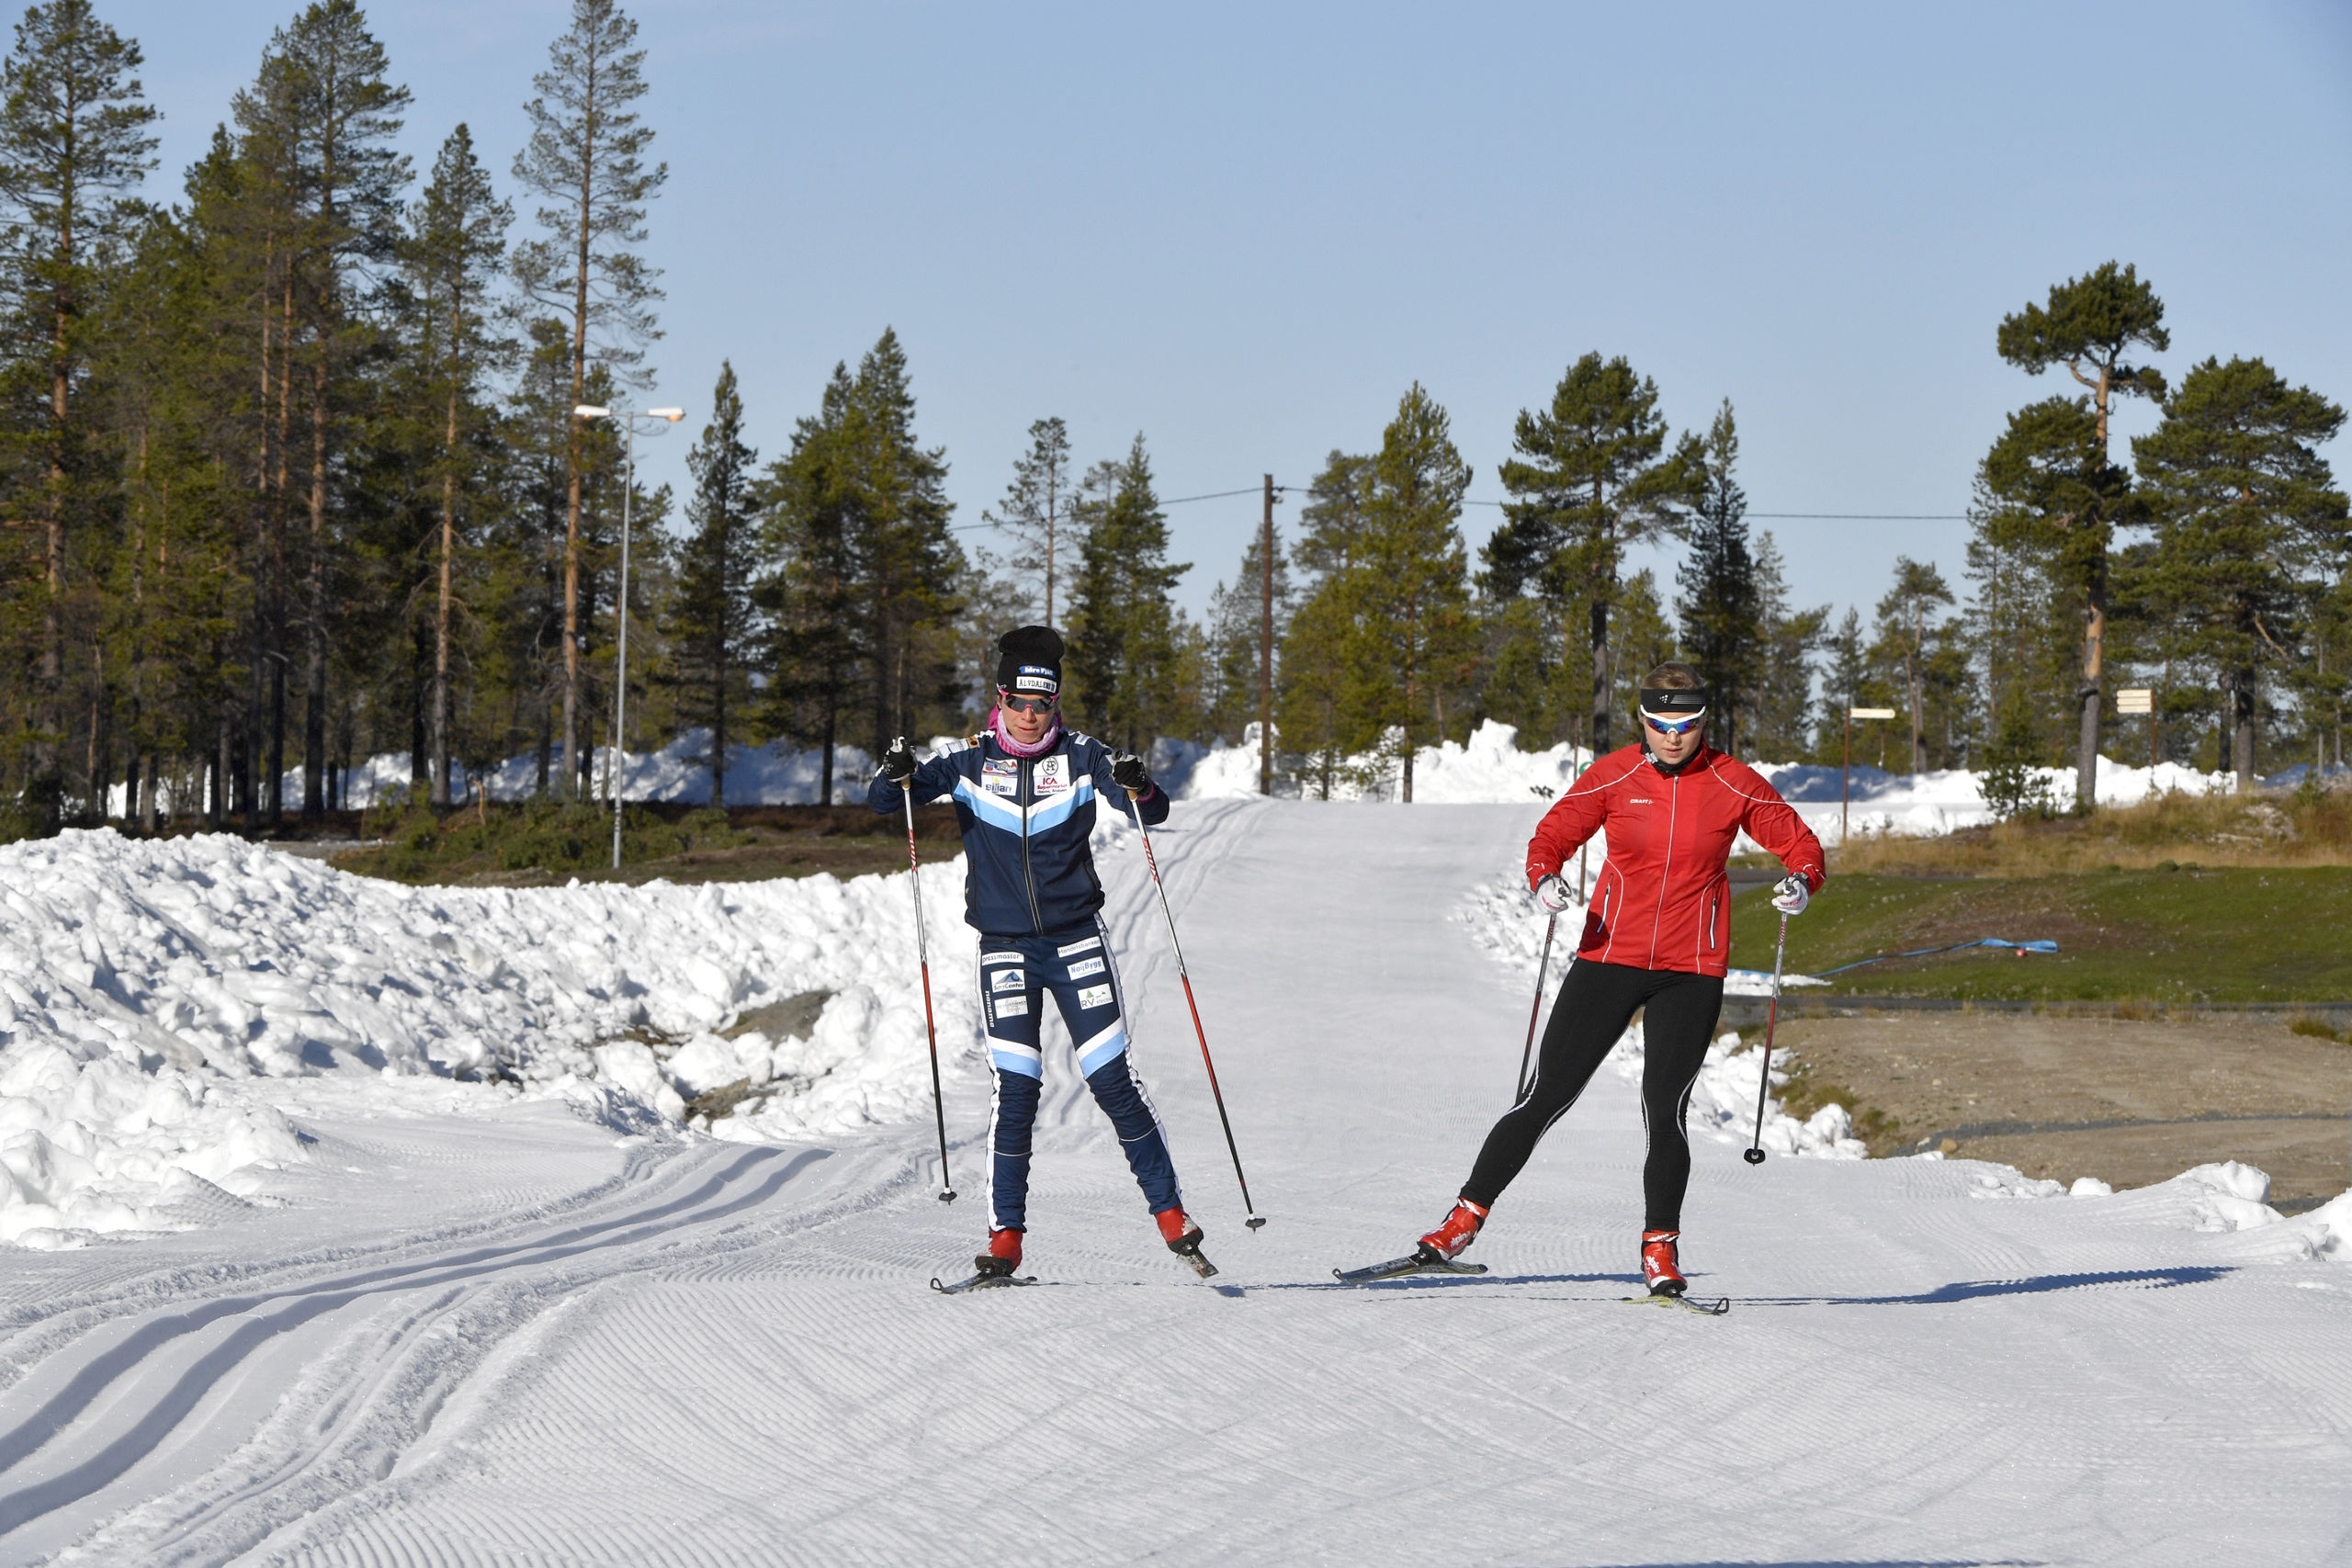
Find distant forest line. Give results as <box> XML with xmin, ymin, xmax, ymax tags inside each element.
<box><xmin>0</xmin><ymin>0</ymin><xmax>2343</xmax><ymax>836</ymax></box>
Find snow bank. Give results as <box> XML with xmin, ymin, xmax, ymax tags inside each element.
<box><xmin>0</xmin><ymin>826</ymin><xmax>989</xmax><ymax>1247</ymax></box>
<box><xmin>1168</xmin><ymin>718</ymin><xmax>2243</xmax><ymax>842</ymax></box>
<box><xmin>236</xmin><ymin>729</ymin><xmax>899</xmax><ymax>811</ymax></box>
<box><xmin>1753</xmin><ymin>756</ymin><xmax>2235</xmax><ymax>846</ymax></box>
<box><xmin>1178</xmin><ymin>722</ymin><xmax>1591</xmax><ymax>804</ymax></box>
<box><xmin>1450</xmin><ymin>865</ymin><xmax>1853</xmax><ymax>1157</ymax></box>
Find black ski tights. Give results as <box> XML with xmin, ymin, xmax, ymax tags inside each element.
<box><xmin>1461</xmin><ymin>959</ymin><xmax>1725</xmax><ymax>1231</ymax></box>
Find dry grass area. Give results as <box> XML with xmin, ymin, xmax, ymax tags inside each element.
<box><xmin>1772</xmin><ymin>1010</ymin><xmax>2352</xmax><ymax>1210</ymax></box>
<box><xmin>1830</xmin><ymin>786</ymin><xmax>2352</xmax><ymax>877</ymax></box>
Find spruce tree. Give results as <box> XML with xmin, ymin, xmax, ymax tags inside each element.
<box><xmin>672</xmin><ymin>361</ymin><xmax>757</xmax><ymax>805</ymax></box>
<box><xmin>1744</xmin><ymin>533</ymin><xmax>1826</xmax><ymax>761</ymax></box>
<box><xmin>1996</xmin><ymin>262</ymin><xmax>2167</xmax><ymax>805</ymax></box>
<box><xmin>2132</xmin><ymin>356</ymin><xmax>2347</xmax><ymax>789</ymax></box>
<box><xmin>1871</xmin><ymin>558</ymin><xmax>1954</xmax><ymax>773</ymax></box>
<box><xmin>1203</xmin><ymin>525</ymin><xmax>1288</xmax><ymax>744</ymax></box>
<box><xmin>984</xmin><ymin>415</ymin><xmax>1074</xmax><ymax>625</ymax></box>
<box><xmin>840</xmin><ymin>329</ymin><xmax>960</xmax><ymax>754</ymax></box>
<box><xmin>759</xmin><ymin>360</ymin><xmax>861</xmax><ymax>803</ymax></box>
<box><xmin>1353</xmin><ymin>383</ymin><xmax>1475</xmax><ymax>803</ymax></box>
<box><xmin>1673</xmin><ymin>401</ymin><xmax>1758</xmax><ymax>756</ymax></box>
<box><xmin>511</xmin><ymin>0</ymin><xmax>663</xmax><ymax>798</ymax></box>
<box><xmin>1486</xmin><ymin>352</ymin><xmax>1702</xmax><ymax>759</ymax></box>
<box><xmin>1068</xmin><ymin>434</ymin><xmax>1187</xmax><ymax>750</ymax></box>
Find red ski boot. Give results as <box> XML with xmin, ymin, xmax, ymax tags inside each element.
<box><xmin>1417</xmin><ymin>1199</ymin><xmax>1488</xmax><ymax>1263</ymax></box>
<box><xmin>974</xmin><ymin>1227</ymin><xmax>1023</xmax><ymax>1278</ymax></box>
<box><xmin>1155</xmin><ymin>1207</ymin><xmax>1216</xmax><ymax>1277</ymax></box>
<box><xmin>1641</xmin><ymin>1229</ymin><xmax>1686</xmax><ymax>1296</ymax></box>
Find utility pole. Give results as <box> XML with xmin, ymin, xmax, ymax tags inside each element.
<box><xmin>1259</xmin><ymin>474</ymin><xmax>1275</xmax><ymax>796</ymax></box>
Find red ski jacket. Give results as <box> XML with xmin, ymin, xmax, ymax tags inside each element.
<box><xmin>1525</xmin><ymin>744</ymin><xmax>1826</xmax><ymax>978</ymax></box>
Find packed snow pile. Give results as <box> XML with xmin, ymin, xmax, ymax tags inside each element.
<box><xmin>1752</xmin><ymin>757</ymin><xmax>2234</xmax><ymax>844</ymax></box>
<box><xmin>1166</xmin><ymin>718</ymin><xmax>2242</xmax><ymax>840</ymax></box>
<box><xmin>1450</xmin><ymin>866</ymin><xmax>1854</xmax><ymax>1157</ymax></box>
<box><xmin>0</xmin><ymin>827</ymin><xmax>986</xmax><ymax>1247</ymax></box>
<box><xmin>1173</xmin><ymin>721</ymin><xmax>1591</xmax><ymax>803</ymax></box>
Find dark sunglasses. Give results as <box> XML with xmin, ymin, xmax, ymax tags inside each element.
<box><xmin>1001</xmin><ymin>692</ymin><xmax>1058</xmax><ymax>715</ymax></box>
<box><xmin>1643</xmin><ymin>711</ymin><xmax>1703</xmax><ymax>738</ymax></box>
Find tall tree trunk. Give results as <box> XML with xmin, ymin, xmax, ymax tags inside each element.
<box><xmin>1588</xmin><ymin>595</ymin><xmax>1611</xmax><ymax>759</ymax></box>
<box><xmin>303</xmin><ymin>354</ymin><xmax>328</xmax><ymax>820</ymax></box>
<box><xmin>560</xmin><ymin>84</ymin><xmax>599</xmax><ymax>804</ymax></box>
<box><xmin>434</xmin><ymin>375</ymin><xmax>458</xmax><ymax>807</ymax></box>
<box><xmin>711</xmin><ymin>648</ymin><xmax>727</xmax><ymax>809</ymax></box>
<box><xmin>2233</xmin><ymin>664</ymin><xmax>2256</xmax><ymax>792</ymax></box>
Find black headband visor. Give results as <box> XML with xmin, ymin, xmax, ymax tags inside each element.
<box><xmin>1638</xmin><ymin>686</ymin><xmax>1710</xmax><ymax>716</ymax></box>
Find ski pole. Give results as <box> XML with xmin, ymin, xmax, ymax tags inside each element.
<box><xmin>1515</xmin><ymin>912</ymin><xmax>1557</xmax><ymax>1101</ymax></box>
<box><xmin>1743</xmin><ymin>910</ymin><xmax>1791</xmax><ymax>1166</ymax></box>
<box><xmin>1127</xmin><ymin>791</ymin><xmax>1266</xmax><ymax>1229</ymax></box>
<box><xmin>901</xmin><ymin>780</ymin><xmax>956</xmax><ymax>1202</ymax></box>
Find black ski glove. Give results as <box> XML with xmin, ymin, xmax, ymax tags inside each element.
<box><xmin>880</xmin><ymin>737</ymin><xmax>917</xmax><ymax>784</ymax></box>
<box><xmin>1110</xmin><ymin>751</ymin><xmax>1150</xmax><ymax>793</ymax></box>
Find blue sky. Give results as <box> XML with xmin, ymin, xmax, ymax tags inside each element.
<box><xmin>111</xmin><ymin>0</ymin><xmax>2352</xmax><ymax>629</ymax></box>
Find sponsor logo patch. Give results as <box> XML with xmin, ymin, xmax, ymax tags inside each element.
<box><xmin>989</xmin><ymin>969</ymin><xmax>1025</xmax><ymax>992</ymax></box>
<box><xmin>981</xmin><ymin>757</ymin><xmax>1019</xmax><ymax>795</ymax></box>
<box><xmin>1057</xmin><ymin>937</ymin><xmax>1102</xmax><ymax>957</ymax></box>
<box><xmin>1066</xmin><ymin>956</ymin><xmax>1106</xmax><ymax>980</ymax></box>
<box><xmin>979</xmin><ymin>951</ymin><xmax>1022</xmax><ymax>966</ymax></box>
<box><xmin>1033</xmin><ymin>755</ymin><xmax>1069</xmax><ymax>795</ymax></box>
<box><xmin>992</xmin><ymin>994</ymin><xmax>1028</xmax><ymax>1021</ymax></box>
<box><xmin>1076</xmin><ymin>983</ymin><xmax>1114</xmax><ymax>1011</ymax></box>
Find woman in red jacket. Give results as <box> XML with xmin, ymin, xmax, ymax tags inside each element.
<box><xmin>1412</xmin><ymin>663</ymin><xmax>1826</xmax><ymax>1295</ymax></box>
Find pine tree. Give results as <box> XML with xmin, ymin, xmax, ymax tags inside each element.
<box><xmin>1486</xmin><ymin>352</ymin><xmax>1702</xmax><ymax>759</ymax></box>
<box><xmin>0</xmin><ymin>0</ymin><xmax>156</xmax><ymax>801</ymax></box>
<box><xmin>401</xmin><ymin>122</ymin><xmax>511</xmax><ymax>805</ymax></box>
<box><xmin>1068</xmin><ymin>433</ymin><xmax>1187</xmax><ymax>750</ymax></box>
<box><xmin>1996</xmin><ymin>262</ymin><xmax>2167</xmax><ymax>806</ymax></box>
<box><xmin>511</xmin><ymin>0</ymin><xmax>663</xmax><ymax>798</ymax></box>
<box><xmin>671</xmin><ymin>361</ymin><xmax>756</xmax><ymax>806</ymax></box>
<box><xmin>2132</xmin><ymin>356</ymin><xmax>2347</xmax><ymax>789</ymax></box>
<box><xmin>1353</xmin><ymin>383</ymin><xmax>1475</xmax><ymax>803</ymax></box>
<box><xmin>1673</xmin><ymin>401</ymin><xmax>1758</xmax><ymax>756</ymax></box>
<box><xmin>984</xmin><ymin>415</ymin><xmax>1073</xmax><ymax>626</ymax></box>
<box><xmin>238</xmin><ymin>0</ymin><xmax>411</xmax><ymax>819</ymax></box>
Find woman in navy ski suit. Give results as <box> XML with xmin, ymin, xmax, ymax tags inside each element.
<box><xmin>872</xmin><ymin>626</ymin><xmax>1203</xmax><ymax>1280</ymax></box>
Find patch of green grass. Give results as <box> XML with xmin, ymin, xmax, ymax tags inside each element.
<box><xmin>1730</xmin><ymin>867</ymin><xmax>2352</xmax><ymax>1002</ymax></box>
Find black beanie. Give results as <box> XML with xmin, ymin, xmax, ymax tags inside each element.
<box><xmin>995</xmin><ymin>626</ymin><xmax>1064</xmax><ymax>696</ymax></box>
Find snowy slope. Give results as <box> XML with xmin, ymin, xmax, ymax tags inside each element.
<box><xmin>1</xmin><ymin>802</ymin><xmax>2349</xmax><ymax>1563</ymax></box>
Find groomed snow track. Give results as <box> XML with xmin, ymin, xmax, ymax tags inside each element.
<box><xmin>4</xmin><ymin>799</ymin><xmax>2350</xmax><ymax>1565</ymax></box>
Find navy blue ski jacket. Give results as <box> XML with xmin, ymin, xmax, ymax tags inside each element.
<box><xmin>867</xmin><ymin>729</ymin><xmax>1169</xmax><ymax>936</ymax></box>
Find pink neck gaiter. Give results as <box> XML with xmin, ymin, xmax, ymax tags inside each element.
<box><xmin>990</xmin><ymin>707</ymin><xmax>1063</xmax><ymax>758</ymax></box>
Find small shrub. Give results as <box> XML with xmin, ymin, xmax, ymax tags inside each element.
<box><xmin>2288</xmin><ymin>1014</ymin><xmax>2345</xmax><ymax>1043</ymax></box>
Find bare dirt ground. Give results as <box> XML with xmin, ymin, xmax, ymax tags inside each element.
<box><xmin>1768</xmin><ymin>1011</ymin><xmax>2352</xmax><ymax>1212</ymax></box>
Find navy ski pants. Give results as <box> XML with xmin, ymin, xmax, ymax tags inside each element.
<box><xmin>1461</xmin><ymin>958</ymin><xmax>1724</xmax><ymax>1231</ymax></box>
<box><xmin>978</xmin><ymin>919</ymin><xmax>1182</xmax><ymax>1233</ymax></box>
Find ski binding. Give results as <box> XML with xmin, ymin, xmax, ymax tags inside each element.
<box><xmin>931</xmin><ymin>1271</ymin><xmax>1039</xmax><ymax>1294</ymax></box>
<box><xmin>1334</xmin><ymin>1253</ymin><xmax>1490</xmax><ymax>1285</ymax></box>
<box><xmin>1172</xmin><ymin>1243</ymin><xmax>1219</xmax><ymax>1280</ymax></box>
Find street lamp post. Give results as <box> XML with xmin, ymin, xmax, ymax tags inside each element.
<box><xmin>572</xmin><ymin>403</ymin><xmax>685</xmax><ymax>869</ymax></box>
<box><xmin>1843</xmin><ymin>706</ymin><xmax>1896</xmax><ymax>845</ymax></box>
